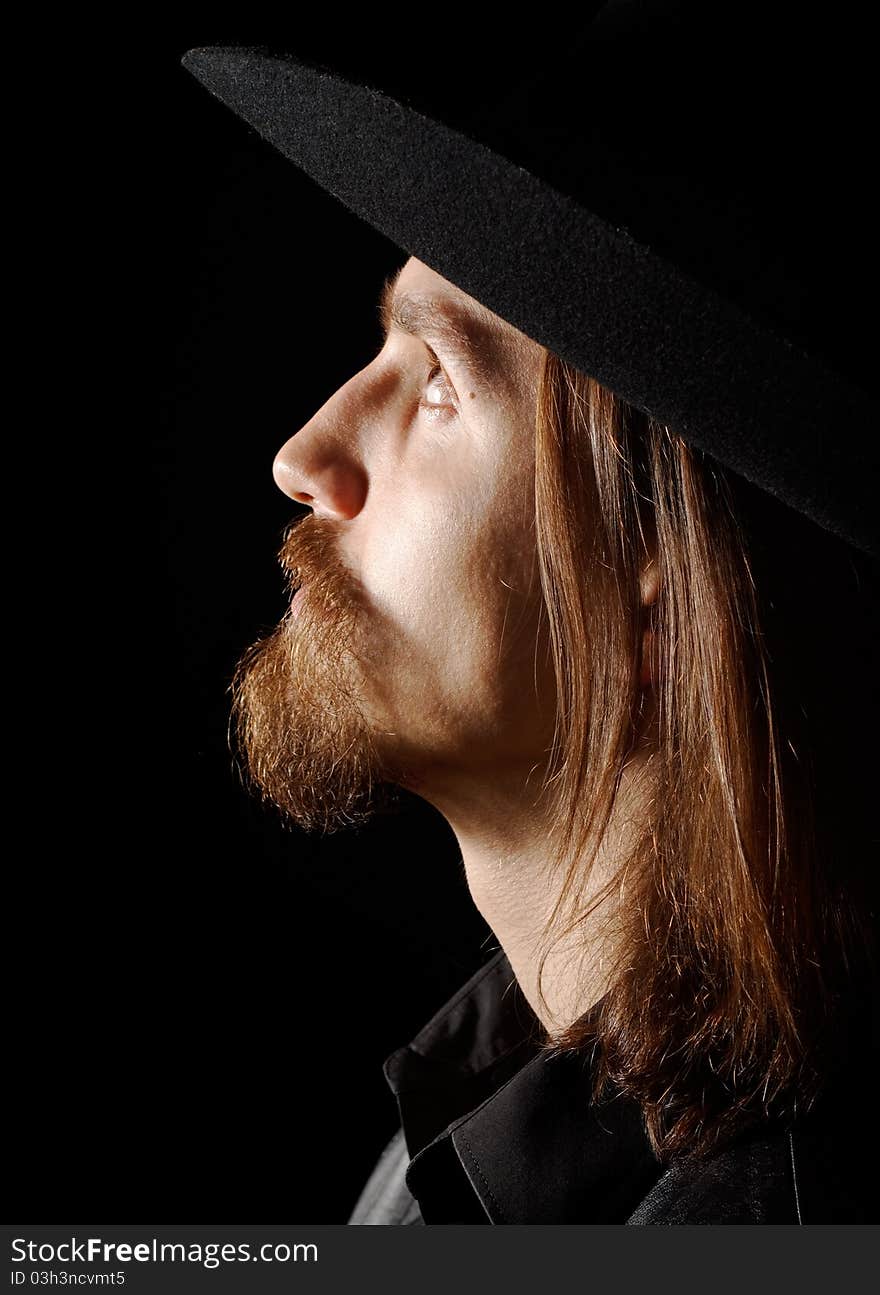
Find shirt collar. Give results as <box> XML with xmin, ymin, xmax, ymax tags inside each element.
<box><xmin>382</xmin><ymin>947</ymin><xmax>664</xmax><ymax>1223</ymax></box>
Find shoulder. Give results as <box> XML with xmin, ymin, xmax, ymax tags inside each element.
<box><xmin>627</xmin><ymin>1129</ymin><xmax>799</xmax><ymax>1224</ymax></box>
<box><xmin>628</xmin><ymin>1092</ymin><xmax>876</xmax><ymax>1225</ymax></box>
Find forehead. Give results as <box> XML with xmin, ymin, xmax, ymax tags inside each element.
<box><xmin>395</xmin><ymin>256</ymin><xmax>477</xmax><ymax>302</ymax></box>
<box><xmin>393</xmin><ymin>258</ymin><xmax>511</xmax><ymax>337</ymax></box>
<box><xmin>389</xmin><ymin>257</ymin><xmax>543</xmax><ymax>384</ymax></box>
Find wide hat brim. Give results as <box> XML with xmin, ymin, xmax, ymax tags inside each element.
<box><xmin>180</xmin><ymin>38</ymin><xmax>878</xmax><ymax>560</ymax></box>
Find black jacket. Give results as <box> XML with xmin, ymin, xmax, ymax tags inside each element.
<box><xmin>348</xmin><ymin>947</ymin><xmax>876</xmax><ymax>1224</ymax></box>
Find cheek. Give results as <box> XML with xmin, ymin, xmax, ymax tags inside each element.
<box><xmin>363</xmin><ymin>502</ymin><xmax>493</xmax><ymax>644</ymax></box>
<box><xmin>364</xmin><ymin>467</ymin><xmax>538</xmax><ymax>679</ymax></box>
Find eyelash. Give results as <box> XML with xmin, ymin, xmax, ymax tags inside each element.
<box><xmin>418</xmin><ymin>361</ymin><xmax>456</xmax><ymax>417</ymax></box>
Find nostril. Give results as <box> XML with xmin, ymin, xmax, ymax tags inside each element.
<box><xmin>273</xmin><ymin>455</ymin><xmax>309</xmax><ymax>501</ymax></box>
<box><xmin>272</xmin><ymin>445</ymin><xmax>366</xmax><ymax>519</ymax></box>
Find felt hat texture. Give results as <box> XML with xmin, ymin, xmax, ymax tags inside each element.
<box><xmin>181</xmin><ymin>1</ymin><xmax>878</xmax><ymax>558</ymax></box>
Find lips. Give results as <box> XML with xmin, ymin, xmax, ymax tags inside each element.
<box><xmin>290</xmin><ymin>585</ymin><xmax>307</xmax><ymax>617</ymax></box>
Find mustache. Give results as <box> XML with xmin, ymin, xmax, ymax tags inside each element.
<box><xmin>277</xmin><ymin>511</ymin><xmax>366</xmax><ymax>617</ymax></box>
<box><xmin>228</xmin><ymin>507</ymin><xmax>390</xmax><ymax>834</ymax></box>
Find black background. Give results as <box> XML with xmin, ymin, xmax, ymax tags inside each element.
<box><xmin>10</xmin><ymin>10</ymin><xmax>605</xmax><ymax>1222</ymax></box>
<box><xmin>16</xmin><ymin>2</ymin><xmax>863</xmax><ymax>1227</ymax></box>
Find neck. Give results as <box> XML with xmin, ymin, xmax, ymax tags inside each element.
<box><xmin>419</xmin><ymin>741</ymin><xmax>657</xmax><ymax>1035</ymax></box>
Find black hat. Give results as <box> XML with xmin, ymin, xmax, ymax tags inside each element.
<box><xmin>181</xmin><ymin>1</ymin><xmax>878</xmax><ymax>559</ymax></box>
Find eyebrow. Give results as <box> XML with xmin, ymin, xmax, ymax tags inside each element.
<box><xmin>377</xmin><ymin>269</ymin><xmax>496</xmax><ymax>386</ymax></box>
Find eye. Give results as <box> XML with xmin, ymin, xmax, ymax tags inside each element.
<box><xmin>418</xmin><ymin>361</ymin><xmax>457</xmax><ymax>417</ymax></box>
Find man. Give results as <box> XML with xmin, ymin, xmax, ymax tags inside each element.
<box><xmin>182</xmin><ymin>2</ymin><xmax>877</xmax><ymax>1223</ymax></box>
<box><xmin>230</xmin><ymin>253</ymin><xmax>643</xmax><ymax>1024</ymax></box>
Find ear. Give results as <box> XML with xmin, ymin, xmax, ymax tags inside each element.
<box><xmin>638</xmin><ymin>555</ymin><xmax>661</xmax><ymax>689</ymax></box>
<box><xmin>639</xmin><ymin>555</ymin><xmax>660</xmax><ymax>610</ymax></box>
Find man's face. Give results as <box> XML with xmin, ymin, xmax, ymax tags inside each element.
<box><xmin>230</xmin><ymin>257</ymin><xmax>555</xmax><ymax>831</ymax></box>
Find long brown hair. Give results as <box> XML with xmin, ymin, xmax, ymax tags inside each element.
<box><xmin>532</xmin><ymin>351</ymin><xmax>877</xmax><ymax>1162</ymax></box>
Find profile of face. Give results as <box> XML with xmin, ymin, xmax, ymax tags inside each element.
<box><xmin>230</xmin><ymin>257</ymin><xmax>555</xmax><ymax>832</ymax></box>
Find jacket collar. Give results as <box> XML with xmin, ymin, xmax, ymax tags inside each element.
<box><xmin>382</xmin><ymin>947</ymin><xmax>664</xmax><ymax>1223</ymax></box>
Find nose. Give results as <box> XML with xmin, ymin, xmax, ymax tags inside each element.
<box><xmin>273</xmin><ymin>375</ymin><xmax>370</xmax><ymax>521</ymax></box>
